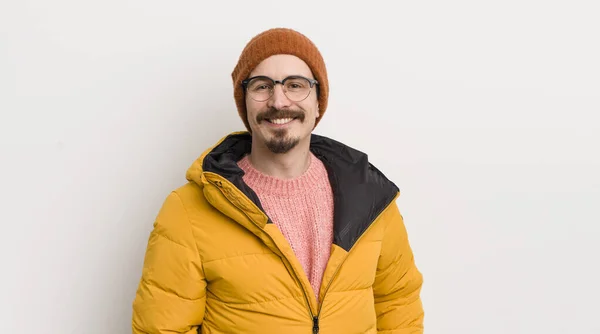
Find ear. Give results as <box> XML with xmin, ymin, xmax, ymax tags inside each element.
<box><xmin>316</xmin><ymin>104</ymin><xmax>320</xmax><ymax>118</ymax></box>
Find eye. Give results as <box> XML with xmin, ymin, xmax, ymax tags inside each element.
<box><xmin>285</xmin><ymin>79</ymin><xmax>307</xmax><ymax>90</ymax></box>
<box><xmin>248</xmin><ymin>79</ymin><xmax>273</xmax><ymax>92</ymax></box>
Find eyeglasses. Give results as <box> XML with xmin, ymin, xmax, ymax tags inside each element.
<box><xmin>242</xmin><ymin>75</ymin><xmax>319</xmax><ymax>102</ymax></box>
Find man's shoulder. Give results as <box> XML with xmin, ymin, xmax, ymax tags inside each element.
<box><xmin>165</xmin><ymin>181</ymin><xmax>211</xmax><ymax>215</ymax></box>
<box><xmin>310</xmin><ymin>133</ymin><xmax>399</xmax><ymax>194</ymax></box>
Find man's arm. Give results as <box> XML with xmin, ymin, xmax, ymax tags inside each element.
<box><xmin>373</xmin><ymin>201</ymin><xmax>424</xmax><ymax>333</ymax></box>
<box><xmin>132</xmin><ymin>192</ymin><xmax>206</xmax><ymax>334</ymax></box>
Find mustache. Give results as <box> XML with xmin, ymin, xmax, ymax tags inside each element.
<box><xmin>256</xmin><ymin>108</ymin><xmax>305</xmax><ymax>123</ymax></box>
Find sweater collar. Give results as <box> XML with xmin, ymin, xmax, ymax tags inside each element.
<box><xmin>237</xmin><ymin>152</ymin><xmax>329</xmax><ymax>196</ymax></box>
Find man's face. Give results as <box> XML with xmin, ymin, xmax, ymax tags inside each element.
<box><xmin>245</xmin><ymin>54</ymin><xmax>319</xmax><ymax>154</ymax></box>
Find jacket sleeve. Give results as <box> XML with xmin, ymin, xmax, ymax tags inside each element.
<box><xmin>132</xmin><ymin>192</ymin><xmax>207</xmax><ymax>334</ymax></box>
<box><xmin>373</xmin><ymin>201</ymin><xmax>424</xmax><ymax>333</ymax></box>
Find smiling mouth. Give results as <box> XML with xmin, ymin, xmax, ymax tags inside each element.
<box><xmin>265</xmin><ymin>117</ymin><xmax>297</xmax><ymax>125</ymax></box>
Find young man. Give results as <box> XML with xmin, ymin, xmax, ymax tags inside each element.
<box><xmin>132</xmin><ymin>28</ymin><xmax>424</xmax><ymax>333</ymax></box>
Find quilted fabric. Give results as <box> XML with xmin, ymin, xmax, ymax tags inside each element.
<box><xmin>132</xmin><ymin>132</ymin><xmax>424</xmax><ymax>333</ymax></box>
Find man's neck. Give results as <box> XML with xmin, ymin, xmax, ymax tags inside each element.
<box><xmin>248</xmin><ymin>138</ymin><xmax>312</xmax><ymax>180</ymax></box>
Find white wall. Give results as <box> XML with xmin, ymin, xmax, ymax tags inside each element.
<box><xmin>1</xmin><ymin>0</ymin><xmax>599</xmax><ymax>333</ymax></box>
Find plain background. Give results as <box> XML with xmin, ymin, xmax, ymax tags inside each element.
<box><xmin>1</xmin><ymin>0</ymin><xmax>599</xmax><ymax>333</ymax></box>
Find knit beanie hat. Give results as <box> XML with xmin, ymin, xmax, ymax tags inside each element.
<box><xmin>231</xmin><ymin>28</ymin><xmax>329</xmax><ymax>132</ymax></box>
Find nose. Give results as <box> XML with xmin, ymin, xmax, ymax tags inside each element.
<box><xmin>267</xmin><ymin>84</ymin><xmax>292</xmax><ymax>110</ymax></box>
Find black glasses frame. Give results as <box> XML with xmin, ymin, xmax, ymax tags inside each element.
<box><xmin>241</xmin><ymin>75</ymin><xmax>319</xmax><ymax>89</ymax></box>
<box><xmin>241</xmin><ymin>75</ymin><xmax>319</xmax><ymax>102</ymax></box>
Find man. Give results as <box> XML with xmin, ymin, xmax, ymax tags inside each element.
<box><xmin>132</xmin><ymin>27</ymin><xmax>424</xmax><ymax>333</ymax></box>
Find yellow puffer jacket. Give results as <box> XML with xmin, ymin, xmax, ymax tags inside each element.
<box><xmin>132</xmin><ymin>132</ymin><xmax>424</xmax><ymax>334</ymax></box>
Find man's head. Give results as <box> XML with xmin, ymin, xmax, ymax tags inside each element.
<box><xmin>231</xmin><ymin>28</ymin><xmax>329</xmax><ymax>154</ymax></box>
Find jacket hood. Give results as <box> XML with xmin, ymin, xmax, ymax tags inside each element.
<box><xmin>186</xmin><ymin>131</ymin><xmax>399</xmax><ymax>251</ymax></box>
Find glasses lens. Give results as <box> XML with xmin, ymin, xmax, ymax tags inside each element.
<box><xmin>246</xmin><ymin>78</ymin><xmax>273</xmax><ymax>101</ymax></box>
<box><xmin>284</xmin><ymin>77</ymin><xmax>311</xmax><ymax>101</ymax></box>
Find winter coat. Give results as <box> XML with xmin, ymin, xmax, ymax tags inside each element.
<box><xmin>132</xmin><ymin>131</ymin><xmax>424</xmax><ymax>333</ymax></box>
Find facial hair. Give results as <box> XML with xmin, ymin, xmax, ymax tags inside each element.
<box><xmin>256</xmin><ymin>107</ymin><xmax>305</xmax><ymax>154</ymax></box>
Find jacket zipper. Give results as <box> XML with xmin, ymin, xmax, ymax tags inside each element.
<box><xmin>209</xmin><ymin>177</ymin><xmax>396</xmax><ymax>333</ymax></box>
<box><xmin>312</xmin><ymin>193</ymin><xmax>397</xmax><ymax>331</ymax></box>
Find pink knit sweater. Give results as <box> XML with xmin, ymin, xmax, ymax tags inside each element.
<box><xmin>238</xmin><ymin>152</ymin><xmax>334</xmax><ymax>301</ymax></box>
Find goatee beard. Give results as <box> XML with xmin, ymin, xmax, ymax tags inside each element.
<box><xmin>265</xmin><ymin>128</ymin><xmax>300</xmax><ymax>154</ymax></box>
<box><xmin>257</xmin><ymin>107</ymin><xmax>304</xmax><ymax>154</ymax></box>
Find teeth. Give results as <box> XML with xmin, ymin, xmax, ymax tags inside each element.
<box><xmin>270</xmin><ymin>118</ymin><xmax>293</xmax><ymax>125</ymax></box>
